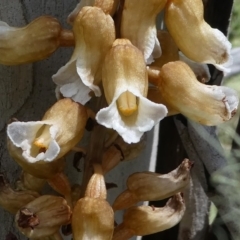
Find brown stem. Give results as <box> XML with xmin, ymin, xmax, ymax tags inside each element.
<box><xmin>80</xmin><ymin>97</ymin><xmax>107</xmax><ymax>197</ymax></box>
<box><xmin>59</xmin><ymin>29</ymin><xmax>75</xmax><ymax>47</ymax></box>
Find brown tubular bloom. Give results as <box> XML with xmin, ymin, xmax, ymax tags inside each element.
<box><xmin>113</xmin><ymin>193</ymin><xmax>185</xmax><ymax>239</ymax></box>
<box><xmin>0</xmin><ymin>174</ymin><xmax>39</xmax><ymax>214</ymax></box>
<box><xmin>0</xmin><ymin>16</ymin><xmax>74</xmax><ymax>65</ymax></box>
<box><xmin>72</xmin><ymin>164</ymin><xmax>114</xmax><ymax>240</ymax></box>
<box><xmin>15</xmin><ymin>195</ymin><xmax>71</xmax><ymax>239</ymax></box>
<box><xmin>156</xmin><ymin>61</ymin><xmax>239</xmax><ymax>125</ymax></box>
<box><xmin>113</xmin><ymin>159</ymin><xmax>192</xmax><ymax>211</ymax></box>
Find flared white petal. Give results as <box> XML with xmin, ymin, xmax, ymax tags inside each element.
<box><xmin>96</xmin><ymin>89</ymin><xmax>167</xmax><ymax>143</ymax></box>
<box><xmin>53</xmin><ymin>60</ymin><xmax>92</xmax><ymax>104</ymax></box>
<box><xmin>7</xmin><ymin>121</ymin><xmax>60</xmax><ymax>163</ymax></box>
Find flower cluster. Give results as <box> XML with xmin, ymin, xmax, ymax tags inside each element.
<box><xmin>0</xmin><ymin>0</ymin><xmax>239</xmax><ymax>239</ymax></box>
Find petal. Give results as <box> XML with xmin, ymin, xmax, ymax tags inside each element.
<box><xmin>96</xmin><ymin>92</ymin><xmax>167</xmax><ymax>143</ymax></box>
<box><xmin>52</xmin><ymin>60</ymin><xmax>92</xmax><ymax>104</ymax></box>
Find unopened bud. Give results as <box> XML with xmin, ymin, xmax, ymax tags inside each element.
<box><xmin>15</xmin><ymin>195</ymin><xmax>71</xmax><ymax>239</ymax></box>
<box><xmin>72</xmin><ymin>164</ymin><xmax>114</xmax><ymax>239</ymax></box>
<box><xmin>113</xmin><ymin>159</ymin><xmax>192</xmax><ymax>211</ymax></box>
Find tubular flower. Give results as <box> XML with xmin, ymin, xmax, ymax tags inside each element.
<box><xmin>0</xmin><ymin>16</ymin><xmax>74</xmax><ymax>65</ymax></box>
<box><xmin>15</xmin><ymin>195</ymin><xmax>71</xmax><ymax>239</ymax></box>
<box><xmin>53</xmin><ymin>6</ymin><xmax>116</xmax><ymax>104</ymax></box>
<box><xmin>121</xmin><ymin>0</ymin><xmax>167</xmax><ymax>64</ymax></box>
<box><xmin>113</xmin><ymin>159</ymin><xmax>192</xmax><ymax>211</ymax></box>
<box><xmin>156</xmin><ymin>61</ymin><xmax>239</xmax><ymax>125</ymax></box>
<box><xmin>113</xmin><ymin>193</ymin><xmax>185</xmax><ymax>239</ymax></box>
<box><xmin>67</xmin><ymin>0</ymin><xmax>119</xmax><ymax>24</ymax></box>
<box><xmin>165</xmin><ymin>0</ymin><xmax>232</xmax><ymax>71</ymax></box>
<box><xmin>0</xmin><ymin>174</ymin><xmax>39</xmax><ymax>214</ymax></box>
<box><xmin>96</xmin><ymin>39</ymin><xmax>167</xmax><ymax>144</ymax></box>
<box><xmin>72</xmin><ymin>165</ymin><xmax>114</xmax><ymax>240</ymax></box>
<box><xmin>7</xmin><ymin>99</ymin><xmax>88</xmax><ymax>176</ymax></box>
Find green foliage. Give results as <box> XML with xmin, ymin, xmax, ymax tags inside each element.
<box><xmin>229</xmin><ymin>0</ymin><xmax>240</xmax><ymax>46</ymax></box>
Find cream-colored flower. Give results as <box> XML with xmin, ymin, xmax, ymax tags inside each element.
<box><xmin>165</xmin><ymin>0</ymin><xmax>232</xmax><ymax>72</ymax></box>
<box><xmin>53</xmin><ymin>6</ymin><xmax>115</xmax><ymax>104</ymax></box>
<box><xmin>7</xmin><ymin>99</ymin><xmax>88</xmax><ymax>165</ymax></box>
<box><xmin>121</xmin><ymin>0</ymin><xmax>167</xmax><ymax>64</ymax></box>
<box><xmin>96</xmin><ymin>39</ymin><xmax>167</xmax><ymax>143</ymax></box>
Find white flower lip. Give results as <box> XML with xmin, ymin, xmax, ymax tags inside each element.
<box><xmin>7</xmin><ymin>121</ymin><xmax>60</xmax><ymax>163</ymax></box>
<box><xmin>96</xmin><ymin>89</ymin><xmax>167</xmax><ymax>144</ymax></box>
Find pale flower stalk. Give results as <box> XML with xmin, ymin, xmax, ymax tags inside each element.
<box><xmin>53</xmin><ymin>6</ymin><xmax>115</xmax><ymax>104</ymax></box>
<box><xmin>96</xmin><ymin>39</ymin><xmax>167</xmax><ymax>144</ymax></box>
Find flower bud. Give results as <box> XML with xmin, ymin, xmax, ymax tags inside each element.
<box><xmin>113</xmin><ymin>193</ymin><xmax>185</xmax><ymax>239</ymax></box>
<box><xmin>0</xmin><ymin>175</ymin><xmax>39</xmax><ymax>214</ymax></box>
<box><xmin>121</xmin><ymin>0</ymin><xmax>167</xmax><ymax>63</ymax></box>
<box><xmin>96</xmin><ymin>39</ymin><xmax>167</xmax><ymax>144</ymax></box>
<box><xmin>68</xmin><ymin>0</ymin><xmax>119</xmax><ymax>24</ymax></box>
<box><xmin>0</xmin><ymin>16</ymin><xmax>73</xmax><ymax>65</ymax></box>
<box><xmin>156</xmin><ymin>61</ymin><xmax>239</xmax><ymax>125</ymax></box>
<box><xmin>53</xmin><ymin>6</ymin><xmax>115</xmax><ymax>104</ymax></box>
<box><xmin>113</xmin><ymin>159</ymin><xmax>192</xmax><ymax>210</ymax></box>
<box><xmin>7</xmin><ymin>98</ymin><xmax>87</xmax><ymax>178</ymax></box>
<box><xmin>165</xmin><ymin>0</ymin><xmax>232</xmax><ymax>71</ymax></box>
<box><xmin>72</xmin><ymin>164</ymin><xmax>114</xmax><ymax>239</ymax></box>
<box><xmin>15</xmin><ymin>195</ymin><xmax>71</xmax><ymax>239</ymax></box>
